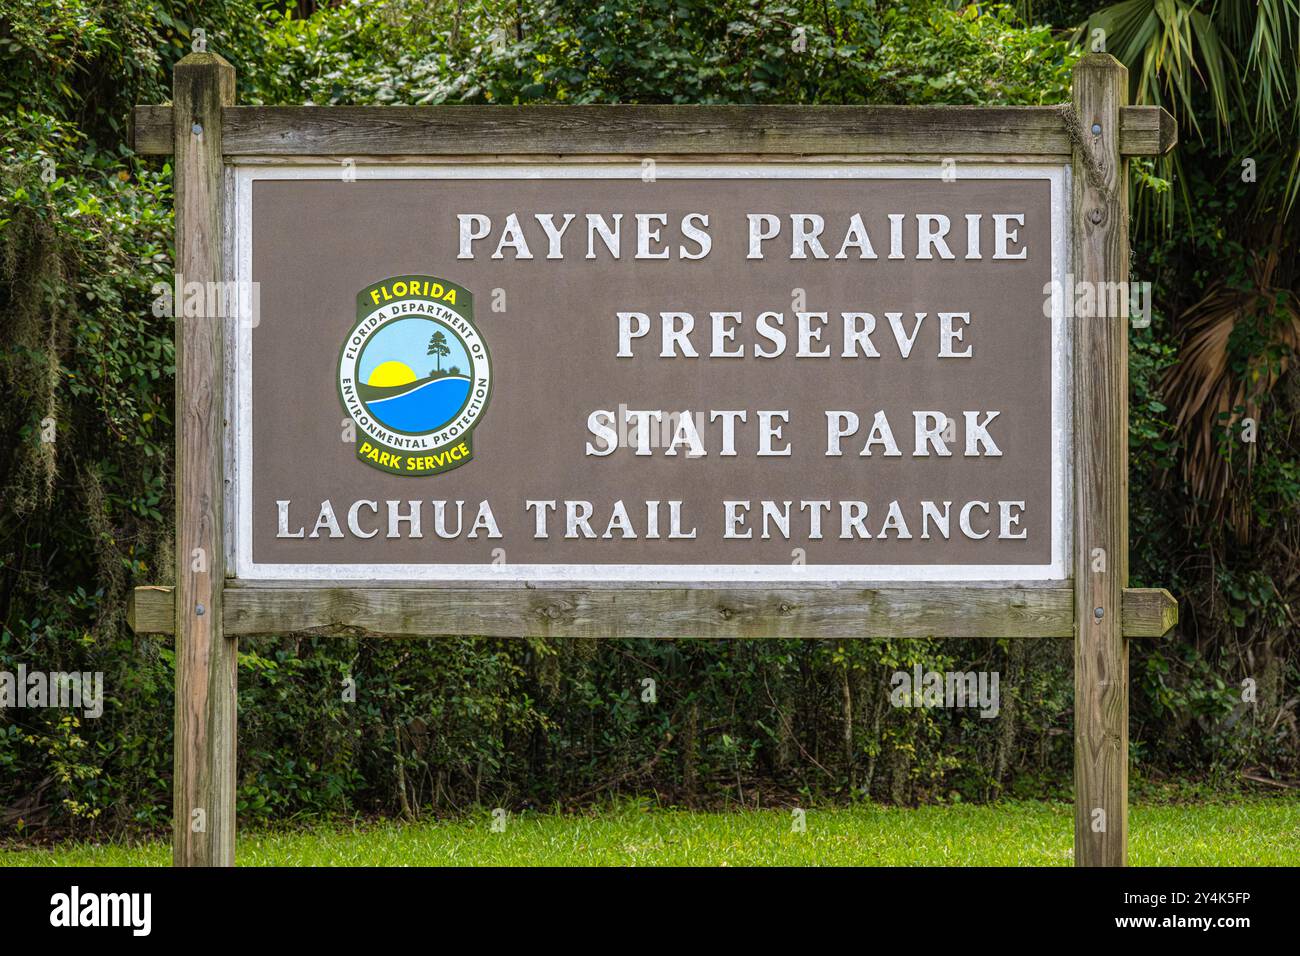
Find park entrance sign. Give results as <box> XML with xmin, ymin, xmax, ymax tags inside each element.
<box><xmin>128</xmin><ymin>52</ymin><xmax>1178</xmax><ymax>867</ymax></box>
<box><xmin>240</xmin><ymin>165</ymin><xmax>1067</xmax><ymax>581</ymax></box>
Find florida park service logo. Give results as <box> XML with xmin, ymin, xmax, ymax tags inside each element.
<box><xmin>338</xmin><ymin>275</ymin><xmax>491</xmax><ymax>476</ymax></box>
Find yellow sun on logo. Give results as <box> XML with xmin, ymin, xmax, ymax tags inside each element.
<box><xmin>367</xmin><ymin>360</ymin><xmax>417</xmax><ymax>387</ymax></box>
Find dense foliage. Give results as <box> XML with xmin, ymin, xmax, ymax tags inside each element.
<box><xmin>1</xmin><ymin>0</ymin><xmax>1295</xmax><ymax>838</ymax></box>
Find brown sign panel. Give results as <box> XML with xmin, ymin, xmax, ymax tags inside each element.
<box><xmin>233</xmin><ymin>164</ymin><xmax>1068</xmax><ymax>582</ymax></box>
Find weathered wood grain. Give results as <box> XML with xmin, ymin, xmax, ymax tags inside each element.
<box><xmin>237</xmin><ymin>585</ymin><xmax>1069</xmax><ymax>639</ymax></box>
<box><xmin>127</xmin><ymin>585</ymin><xmax>175</xmax><ymax>633</ymax></box>
<box><xmin>127</xmin><ymin>584</ymin><xmax>1176</xmax><ymax>640</ymax></box>
<box><xmin>1071</xmin><ymin>54</ymin><xmax>1131</xmax><ymax>868</ymax></box>
<box><xmin>1119</xmin><ymin>587</ymin><xmax>1178</xmax><ymax>638</ymax></box>
<box><xmin>171</xmin><ymin>52</ymin><xmax>236</xmax><ymax>869</ymax></box>
<box><xmin>130</xmin><ymin>103</ymin><xmax>1177</xmax><ymax>157</ymax></box>
<box><xmin>1119</xmin><ymin>105</ymin><xmax>1178</xmax><ymax>156</ymax></box>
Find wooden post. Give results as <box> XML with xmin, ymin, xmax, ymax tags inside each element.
<box><xmin>172</xmin><ymin>52</ymin><xmax>237</xmax><ymax>867</ymax></box>
<box><xmin>1071</xmin><ymin>54</ymin><xmax>1130</xmax><ymax>867</ymax></box>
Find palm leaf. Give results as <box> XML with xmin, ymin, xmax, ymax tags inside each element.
<box><xmin>1163</xmin><ymin>241</ymin><xmax>1300</xmax><ymax>538</ymax></box>
<box><xmin>1086</xmin><ymin>0</ymin><xmax>1300</xmax><ymax>220</ymax></box>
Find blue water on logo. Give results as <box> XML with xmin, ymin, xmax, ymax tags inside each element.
<box><xmin>366</xmin><ymin>376</ymin><xmax>471</xmax><ymax>433</ymax></box>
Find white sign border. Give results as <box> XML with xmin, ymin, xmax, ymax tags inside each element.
<box><xmin>231</xmin><ymin>162</ymin><xmax>1071</xmax><ymax>584</ymax></box>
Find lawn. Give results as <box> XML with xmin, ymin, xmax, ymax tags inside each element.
<box><xmin>3</xmin><ymin>799</ymin><xmax>1296</xmax><ymax>867</ymax></box>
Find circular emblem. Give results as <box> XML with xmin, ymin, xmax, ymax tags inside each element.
<box><xmin>338</xmin><ymin>275</ymin><xmax>491</xmax><ymax>476</ymax></box>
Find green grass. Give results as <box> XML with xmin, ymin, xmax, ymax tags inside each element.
<box><xmin>3</xmin><ymin>799</ymin><xmax>1297</xmax><ymax>867</ymax></box>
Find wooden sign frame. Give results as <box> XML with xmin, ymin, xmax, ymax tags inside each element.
<box><xmin>128</xmin><ymin>52</ymin><xmax>1177</xmax><ymax>867</ymax></box>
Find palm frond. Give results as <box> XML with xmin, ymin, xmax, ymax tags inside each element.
<box><xmin>1164</xmin><ymin>241</ymin><xmax>1300</xmax><ymax>539</ymax></box>
<box><xmin>1084</xmin><ymin>0</ymin><xmax>1241</xmax><ymax>143</ymax></box>
<box><xmin>1082</xmin><ymin>0</ymin><xmax>1300</xmax><ymax>222</ymax></box>
<box><xmin>1242</xmin><ymin>0</ymin><xmax>1300</xmax><ymax>137</ymax></box>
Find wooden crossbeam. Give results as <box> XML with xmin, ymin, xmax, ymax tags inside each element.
<box><xmin>129</xmin><ymin>103</ymin><xmax>1177</xmax><ymax>158</ymax></box>
<box><xmin>129</xmin><ymin>584</ymin><xmax>1177</xmax><ymax>640</ymax></box>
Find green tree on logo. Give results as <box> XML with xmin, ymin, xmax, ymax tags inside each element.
<box><xmin>427</xmin><ymin>330</ymin><xmax>450</xmax><ymax>375</ymax></box>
